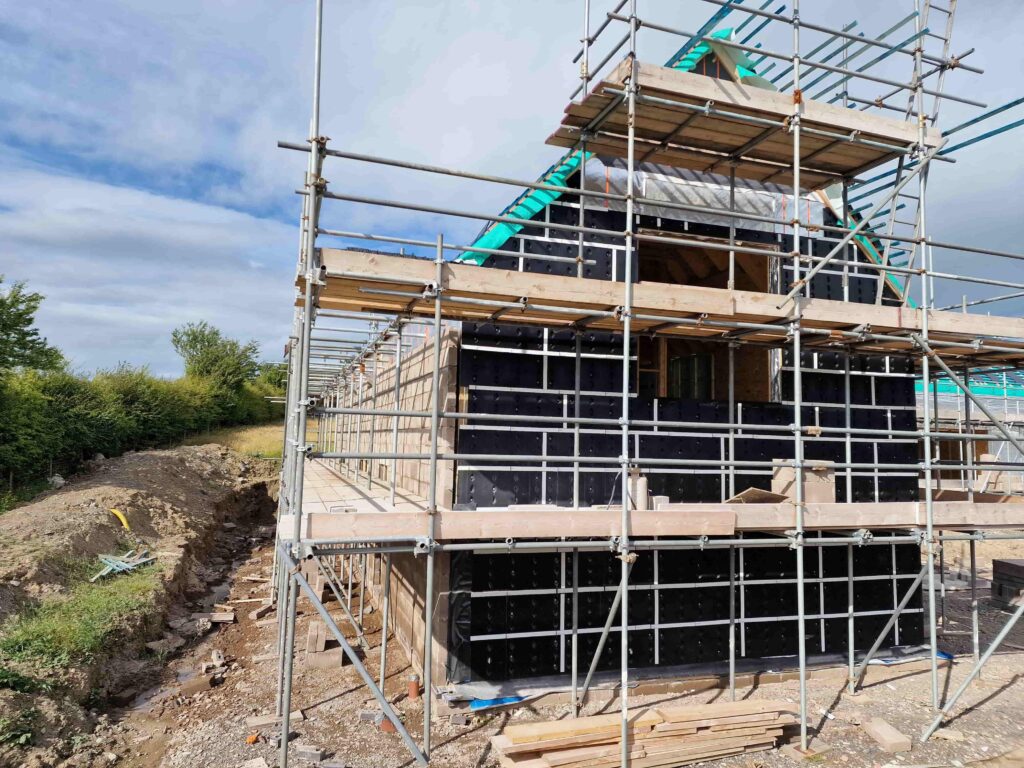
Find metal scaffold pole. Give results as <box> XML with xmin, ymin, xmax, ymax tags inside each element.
<box><xmin>618</xmin><ymin>2</ymin><xmax>638</xmax><ymax>764</ymax></box>
<box><xmin>790</xmin><ymin>0</ymin><xmax>810</xmax><ymax>752</ymax></box>
<box><xmin>389</xmin><ymin>326</ymin><xmax>403</xmax><ymax>508</ymax></box>
<box><xmin>277</xmin><ymin>2</ymin><xmax>324</xmax><ymax>767</ymax></box>
<box><xmin>421</xmin><ymin>234</ymin><xmax>445</xmax><ymax>759</ymax></box>
<box><xmin>909</xmin><ymin>0</ymin><xmax>941</xmax><ymax>715</ymax></box>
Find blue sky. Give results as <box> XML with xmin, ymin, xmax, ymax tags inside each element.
<box><xmin>2</xmin><ymin>1</ymin><xmax>1023</xmax><ymax>376</ymax></box>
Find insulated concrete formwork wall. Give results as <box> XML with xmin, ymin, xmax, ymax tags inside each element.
<box><xmin>444</xmin><ymin>180</ymin><xmax>921</xmax><ymax>685</ymax></box>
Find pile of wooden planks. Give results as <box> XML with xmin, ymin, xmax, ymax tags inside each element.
<box><xmin>490</xmin><ymin>700</ymin><xmax>799</xmax><ymax>768</ymax></box>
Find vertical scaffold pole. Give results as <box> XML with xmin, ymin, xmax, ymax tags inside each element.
<box><xmin>970</xmin><ymin>536</ymin><xmax>980</xmax><ymax>666</ymax></box>
<box><xmin>571</xmin><ymin>547</ymin><xmax>580</xmax><ymax>717</ymax></box>
<box><xmin>278</xmin><ymin>2</ymin><xmax>324</xmax><ymax>766</ymax></box>
<box><xmin>619</xmin><ymin>2</ymin><xmax>638</xmax><ymax>764</ymax></box>
<box><xmin>355</xmin><ymin>368</ymin><xmax>364</xmax><ymax>482</ymax></box>
<box><xmin>576</xmin><ymin>0</ymin><xmax>591</xmax><ymax>279</ymax></box>
<box><xmin>913</xmin><ymin>0</ymin><xmax>940</xmax><ymax>711</ymax></box>
<box><xmin>728</xmin><ymin>163</ymin><xmax>737</xmax><ymax>290</ymax></box>
<box><xmin>573</xmin><ymin>332</ymin><xmax>582</xmax><ymax>510</ymax></box>
<box><xmin>272</xmin><ymin>335</ymin><xmax>298</xmax><ymax>607</ymax></box>
<box><xmin>728</xmin><ymin>545</ymin><xmax>736</xmax><ymax>700</ymax></box>
<box><xmin>847</xmin><ymin>543</ymin><xmax>855</xmax><ymax>692</ymax></box>
<box><xmin>380</xmin><ymin>553</ymin><xmax>393</xmax><ymax>689</ymax></box>
<box><xmin>728</xmin><ymin>343</ymin><xmax>736</xmax><ymax>499</ymax></box>
<box><xmin>389</xmin><ymin>325</ymin><xmax>403</xmax><ymax>508</ymax></box>
<box><xmin>790</xmin><ymin>0</ymin><xmax>809</xmax><ymax>752</ymax></box>
<box><xmin>368</xmin><ymin>336</ymin><xmax>380</xmax><ymax>489</ymax></box>
<box><xmin>422</xmin><ymin>234</ymin><xmax>445</xmax><ymax>758</ymax></box>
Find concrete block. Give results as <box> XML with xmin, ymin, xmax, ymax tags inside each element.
<box><xmin>305</xmin><ymin>647</ymin><xmax>348</xmax><ymax>669</ymax></box>
<box><xmin>249</xmin><ymin>604</ymin><xmax>274</xmax><ymax>621</ymax></box>
<box><xmin>862</xmin><ymin>717</ymin><xmax>911</xmax><ymax>753</ymax></box>
<box><xmin>294</xmin><ymin>745</ymin><xmax>325</xmax><ymax>762</ymax></box>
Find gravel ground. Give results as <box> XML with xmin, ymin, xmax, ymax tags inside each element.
<box><xmin>83</xmin><ymin>539</ymin><xmax>1024</xmax><ymax>768</ymax></box>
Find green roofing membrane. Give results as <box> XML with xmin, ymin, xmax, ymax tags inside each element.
<box><xmin>456</xmin><ymin>150</ymin><xmax>589</xmax><ymax>265</ymax></box>
<box><xmin>670</xmin><ymin>28</ymin><xmax>734</xmax><ymax>73</ymax></box>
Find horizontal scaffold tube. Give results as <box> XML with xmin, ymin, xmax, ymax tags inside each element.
<box><xmin>297</xmin><ymin>533</ymin><xmax>1024</xmax><ymax>555</ymax></box>
<box><xmin>308</xmin><ymin>451</ymin><xmax>1021</xmax><ymax>473</ymax></box>
<box><xmin>310</xmin><ymin>406</ymin><xmax>1017</xmax><ymax>443</ymax></box>
<box><xmin>608</xmin><ymin>12</ymin><xmax>984</xmax><ymax>106</ymax></box>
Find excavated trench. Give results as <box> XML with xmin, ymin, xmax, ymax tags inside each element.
<box><xmin>0</xmin><ymin>446</ymin><xmax>279</xmax><ymax>768</ymax></box>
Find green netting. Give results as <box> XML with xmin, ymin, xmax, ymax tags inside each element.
<box><xmin>915</xmin><ymin>379</ymin><xmax>1024</xmax><ymax>399</ymax></box>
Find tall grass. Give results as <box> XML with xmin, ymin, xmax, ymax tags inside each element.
<box><xmin>183</xmin><ymin>422</ymin><xmax>284</xmax><ymax>458</ymax></box>
<box><xmin>0</xmin><ymin>566</ymin><xmax>160</xmax><ymax>668</ymax></box>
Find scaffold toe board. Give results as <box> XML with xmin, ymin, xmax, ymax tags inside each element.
<box><xmin>547</xmin><ymin>59</ymin><xmax>943</xmax><ymax>190</ymax></box>
<box><xmin>308</xmin><ymin>249</ymin><xmax>1024</xmax><ymax>364</ymax></box>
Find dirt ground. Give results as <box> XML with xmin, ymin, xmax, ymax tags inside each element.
<box><xmin>0</xmin><ymin>446</ymin><xmax>278</xmax><ymax>768</ymax></box>
<box><xmin>5</xmin><ymin>451</ymin><xmax>1024</xmax><ymax>767</ymax></box>
<box><xmin>69</xmin><ymin>538</ymin><xmax>1024</xmax><ymax>768</ymax></box>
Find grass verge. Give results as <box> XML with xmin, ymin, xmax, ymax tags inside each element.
<box><xmin>183</xmin><ymin>422</ymin><xmax>284</xmax><ymax>458</ymax></box>
<box><xmin>0</xmin><ymin>566</ymin><xmax>160</xmax><ymax>669</ymax></box>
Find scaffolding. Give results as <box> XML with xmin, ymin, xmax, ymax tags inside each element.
<box><xmin>271</xmin><ymin>2</ymin><xmax>1024</xmax><ymax>766</ymax></box>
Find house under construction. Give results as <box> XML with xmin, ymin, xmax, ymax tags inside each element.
<box><xmin>271</xmin><ymin>2</ymin><xmax>1024</xmax><ymax>766</ymax></box>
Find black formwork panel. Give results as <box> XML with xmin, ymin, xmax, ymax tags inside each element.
<box><xmin>446</xmin><ymin>195</ymin><xmax>923</xmax><ymax>684</ymax></box>
<box><xmin>446</xmin><ymin>540</ymin><xmax>924</xmax><ymax>684</ymax></box>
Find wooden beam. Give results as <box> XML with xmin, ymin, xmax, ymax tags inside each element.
<box><xmin>312</xmin><ymin>250</ymin><xmax>1024</xmax><ymax>361</ymax></box>
<box><xmin>284</xmin><ymin>509</ymin><xmax>738</xmax><ymax>541</ymax></box>
<box><xmin>282</xmin><ymin>500</ymin><xmax>1024</xmax><ymax>543</ymax></box>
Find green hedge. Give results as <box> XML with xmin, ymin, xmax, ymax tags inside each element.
<box><xmin>0</xmin><ymin>364</ymin><xmax>284</xmax><ymax>495</ymax></box>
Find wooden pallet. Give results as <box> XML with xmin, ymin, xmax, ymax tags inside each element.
<box><xmin>491</xmin><ymin>699</ymin><xmax>798</xmax><ymax>768</ymax></box>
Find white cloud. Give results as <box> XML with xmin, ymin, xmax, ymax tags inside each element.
<box><xmin>2</xmin><ymin>0</ymin><xmax>1024</xmax><ymax>375</ymax></box>
<box><xmin>0</xmin><ymin>162</ymin><xmax>296</xmax><ymax>376</ymax></box>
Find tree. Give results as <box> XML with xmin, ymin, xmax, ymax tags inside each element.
<box><xmin>254</xmin><ymin>361</ymin><xmax>287</xmax><ymax>389</ymax></box>
<box><xmin>0</xmin><ymin>276</ymin><xmax>64</xmax><ymax>371</ymax></box>
<box><xmin>171</xmin><ymin>321</ymin><xmax>260</xmax><ymax>392</ymax></box>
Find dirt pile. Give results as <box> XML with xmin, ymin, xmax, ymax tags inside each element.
<box><xmin>0</xmin><ymin>445</ymin><xmax>278</xmax><ymax>768</ymax></box>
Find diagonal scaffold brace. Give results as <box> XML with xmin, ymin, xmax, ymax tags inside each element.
<box><xmin>279</xmin><ymin>544</ymin><xmax>428</xmax><ymax>765</ymax></box>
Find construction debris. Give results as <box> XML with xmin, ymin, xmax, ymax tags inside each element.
<box><xmin>991</xmin><ymin>559</ymin><xmax>1024</xmax><ymax>608</ymax></box>
<box><xmin>862</xmin><ymin>717</ymin><xmax>912</xmax><ymax>753</ymax></box>
<box><xmin>145</xmin><ymin>634</ymin><xmax>185</xmax><ymax>655</ymax></box>
<box><xmin>248</xmin><ymin>603</ymin><xmax>273</xmax><ymax>620</ymax></box>
<box><xmin>89</xmin><ymin>549</ymin><xmax>156</xmax><ymax>582</ymax></box>
<box><xmin>191</xmin><ymin>611</ymin><xmax>236</xmax><ymax>623</ymax></box>
<box><xmin>245</xmin><ymin>710</ymin><xmax>305</xmax><ymax>729</ymax></box>
<box><xmin>294</xmin><ymin>745</ymin><xmax>326</xmax><ymax>762</ymax></box>
<box><xmin>490</xmin><ymin>700</ymin><xmax>798</xmax><ymax>767</ymax></box>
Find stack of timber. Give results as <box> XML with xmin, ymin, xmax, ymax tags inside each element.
<box><xmin>490</xmin><ymin>700</ymin><xmax>798</xmax><ymax>768</ymax></box>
